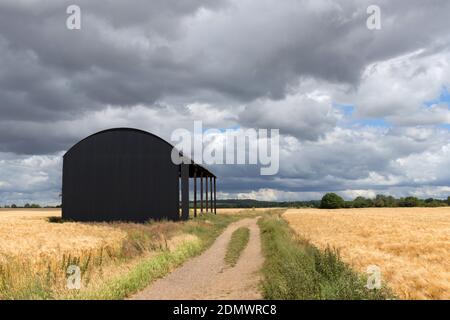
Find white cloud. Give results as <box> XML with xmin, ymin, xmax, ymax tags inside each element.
<box><xmin>340</xmin><ymin>189</ymin><xmax>377</xmax><ymax>199</ymax></box>
<box><xmin>348</xmin><ymin>50</ymin><xmax>450</xmax><ymax>126</ymax></box>
<box><xmin>239</xmin><ymin>89</ymin><xmax>338</xmax><ymax>140</ymax></box>
<box><xmin>220</xmin><ymin>188</ymin><xmax>323</xmax><ymax>201</ymax></box>
<box><xmin>0</xmin><ymin>152</ymin><xmax>62</xmax><ymax>205</ymax></box>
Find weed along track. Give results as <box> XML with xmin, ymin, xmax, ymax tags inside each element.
<box><xmin>131</xmin><ymin>217</ymin><xmax>263</xmax><ymax>300</ymax></box>
<box><xmin>225</xmin><ymin>227</ymin><xmax>251</xmax><ymax>267</ymax></box>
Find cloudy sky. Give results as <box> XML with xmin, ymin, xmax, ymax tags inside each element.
<box><xmin>1</xmin><ymin>0</ymin><xmax>450</xmax><ymax>205</ymax></box>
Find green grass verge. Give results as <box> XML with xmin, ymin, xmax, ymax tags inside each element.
<box><xmin>64</xmin><ymin>213</ymin><xmax>243</xmax><ymax>300</ymax></box>
<box><xmin>258</xmin><ymin>213</ymin><xmax>394</xmax><ymax>300</ymax></box>
<box><xmin>225</xmin><ymin>227</ymin><xmax>250</xmax><ymax>267</ymax></box>
<box><xmin>71</xmin><ymin>240</ymin><xmax>203</xmax><ymax>299</ymax></box>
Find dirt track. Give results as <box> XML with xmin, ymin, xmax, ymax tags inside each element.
<box><xmin>131</xmin><ymin>217</ymin><xmax>263</xmax><ymax>300</ymax></box>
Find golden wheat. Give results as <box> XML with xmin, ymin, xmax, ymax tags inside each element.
<box><xmin>0</xmin><ymin>209</ymin><xmax>199</xmax><ymax>298</ymax></box>
<box><xmin>0</xmin><ymin>209</ymin><xmax>126</xmax><ymax>264</ymax></box>
<box><xmin>283</xmin><ymin>208</ymin><xmax>450</xmax><ymax>300</ymax></box>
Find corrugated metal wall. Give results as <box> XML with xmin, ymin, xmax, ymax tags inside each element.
<box><xmin>62</xmin><ymin>129</ymin><xmax>180</xmax><ymax>222</ymax></box>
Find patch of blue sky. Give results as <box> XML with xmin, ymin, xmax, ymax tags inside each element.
<box><xmin>424</xmin><ymin>86</ymin><xmax>450</xmax><ymax>107</ymax></box>
<box><xmin>210</xmin><ymin>125</ymin><xmax>241</xmax><ymax>133</ymax></box>
<box><xmin>333</xmin><ymin>103</ymin><xmax>390</xmax><ymax>128</ymax></box>
<box><xmin>439</xmin><ymin>124</ymin><xmax>450</xmax><ymax>130</ymax></box>
<box><xmin>333</xmin><ymin>103</ymin><xmax>355</xmax><ymax>116</ymax></box>
<box><xmin>423</xmin><ymin>87</ymin><xmax>450</xmax><ymax>130</ymax></box>
<box><xmin>351</xmin><ymin>118</ymin><xmax>390</xmax><ymax>127</ymax></box>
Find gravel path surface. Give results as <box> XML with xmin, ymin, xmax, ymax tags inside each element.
<box><xmin>131</xmin><ymin>217</ymin><xmax>263</xmax><ymax>300</ymax></box>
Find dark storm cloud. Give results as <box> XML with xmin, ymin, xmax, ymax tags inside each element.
<box><xmin>1</xmin><ymin>0</ymin><xmax>450</xmax><ymax>203</ymax></box>
<box><xmin>0</xmin><ymin>0</ymin><xmax>227</xmax><ymax>121</ymax></box>
<box><xmin>1</xmin><ymin>0</ymin><xmax>449</xmax><ymax>126</ymax></box>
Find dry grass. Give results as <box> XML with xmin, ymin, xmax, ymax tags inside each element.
<box><xmin>0</xmin><ymin>209</ymin><xmax>201</xmax><ymax>299</ymax></box>
<box><xmin>283</xmin><ymin>208</ymin><xmax>450</xmax><ymax>300</ymax></box>
<box><xmin>216</xmin><ymin>208</ymin><xmax>280</xmax><ymax>215</ymax></box>
<box><xmin>0</xmin><ymin>209</ymin><xmax>125</xmax><ymax>264</ymax></box>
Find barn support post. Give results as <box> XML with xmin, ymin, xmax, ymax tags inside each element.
<box><xmin>181</xmin><ymin>164</ymin><xmax>189</xmax><ymax>220</ymax></box>
<box><xmin>210</xmin><ymin>176</ymin><xmax>213</xmax><ymax>213</ymax></box>
<box><xmin>206</xmin><ymin>175</ymin><xmax>209</xmax><ymax>212</ymax></box>
<box><xmin>200</xmin><ymin>172</ymin><xmax>204</xmax><ymax>214</ymax></box>
<box><xmin>193</xmin><ymin>168</ymin><xmax>197</xmax><ymax>218</ymax></box>
<box><xmin>214</xmin><ymin>177</ymin><xmax>217</xmax><ymax>214</ymax></box>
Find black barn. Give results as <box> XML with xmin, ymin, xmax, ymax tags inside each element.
<box><xmin>62</xmin><ymin>128</ymin><xmax>216</xmax><ymax>222</ymax></box>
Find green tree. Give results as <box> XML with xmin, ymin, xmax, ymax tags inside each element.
<box><xmin>343</xmin><ymin>201</ymin><xmax>353</xmax><ymax>208</ymax></box>
<box><xmin>374</xmin><ymin>195</ymin><xmax>387</xmax><ymax>207</ymax></box>
<box><xmin>424</xmin><ymin>198</ymin><xmax>441</xmax><ymax>207</ymax></box>
<box><xmin>353</xmin><ymin>196</ymin><xmax>373</xmax><ymax>208</ymax></box>
<box><xmin>399</xmin><ymin>197</ymin><xmax>420</xmax><ymax>207</ymax></box>
<box><xmin>320</xmin><ymin>193</ymin><xmax>345</xmax><ymax>209</ymax></box>
<box><xmin>385</xmin><ymin>196</ymin><xmax>397</xmax><ymax>207</ymax></box>
<box><xmin>447</xmin><ymin>196</ymin><xmax>450</xmax><ymax>206</ymax></box>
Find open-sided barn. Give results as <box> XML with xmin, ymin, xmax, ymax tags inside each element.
<box><xmin>62</xmin><ymin>128</ymin><xmax>216</xmax><ymax>222</ymax></box>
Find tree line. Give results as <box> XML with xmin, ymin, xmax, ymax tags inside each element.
<box><xmin>0</xmin><ymin>203</ymin><xmax>51</xmax><ymax>208</ymax></box>
<box><xmin>2</xmin><ymin>195</ymin><xmax>449</xmax><ymax>210</ymax></box>
<box><xmin>320</xmin><ymin>193</ymin><xmax>450</xmax><ymax>209</ymax></box>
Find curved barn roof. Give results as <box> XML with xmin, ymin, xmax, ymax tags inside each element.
<box><xmin>64</xmin><ymin>127</ymin><xmax>216</xmax><ymax>177</ymax></box>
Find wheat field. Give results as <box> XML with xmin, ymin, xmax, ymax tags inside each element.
<box><xmin>0</xmin><ymin>208</ymin><xmax>240</xmax><ymax>265</ymax></box>
<box><xmin>0</xmin><ymin>209</ymin><xmax>198</xmax><ymax>298</ymax></box>
<box><xmin>283</xmin><ymin>208</ymin><xmax>450</xmax><ymax>299</ymax></box>
<box><xmin>0</xmin><ymin>209</ymin><xmax>126</xmax><ymax>264</ymax></box>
